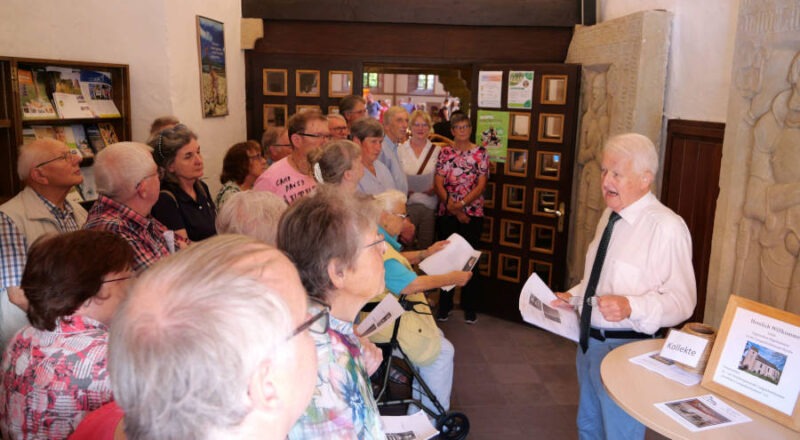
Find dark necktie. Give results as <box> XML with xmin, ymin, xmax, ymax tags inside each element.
<box><xmin>579</xmin><ymin>211</ymin><xmax>622</xmax><ymax>353</ymax></box>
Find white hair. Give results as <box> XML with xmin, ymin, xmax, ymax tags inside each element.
<box><xmin>327</xmin><ymin>113</ymin><xmax>346</xmax><ymax>123</ymax></box>
<box><xmin>215</xmin><ymin>191</ymin><xmax>288</xmax><ymax>246</ymax></box>
<box><xmin>373</xmin><ymin>189</ymin><xmax>407</xmax><ymax>212</ymax></box>
<box><xmin>603</xmin><ymin>133</ymin><xmax>659</xmax><ymax>176</ymax></box>
<box><xmin>109</xmin><ymin>235</ymin><xmax>293</xmax><ymax>440</ymax></box>
<box><xmin>17</xmin><ymin>138</ymin><xmax>62</xmax><ymax>182</ymax></box>
<box><xmin>94</xmin><ymin>142</ymin><xmax>156</xmax><ymax>201</ymax></box>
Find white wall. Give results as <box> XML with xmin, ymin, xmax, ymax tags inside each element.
<box><xmin>0</xmin><ymin>0</ymin><xmax>246</xmax><ymax>195</ymax></box>
<box><xmin>600</xmin><ymin>0</ymin><xmax>740</xmax><ymax>122</ymax></box>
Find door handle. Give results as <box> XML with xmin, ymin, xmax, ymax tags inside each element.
<box><xmin>543</xmin><ymin>202</ymin><xmax>566</xmax><ymax>232</ymax></box>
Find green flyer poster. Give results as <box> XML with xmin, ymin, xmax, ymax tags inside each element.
<box><xmin>508</xmin><ymin>70</ymin><xmax>534</xmax><ymax>109</ymax></box>
<box><xmin>476</xmin><ymin>110</ymin><xmax>509</xmax><ymax>163</ymax></box>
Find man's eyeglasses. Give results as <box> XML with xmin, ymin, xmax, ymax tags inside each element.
<box><xmin>330</xmin><ymin>126</ymin><xmax>349</xmax><ymax>132</ymax></box>
<box><xmin>35</xmin><ymin>150</ymin><xmax>81</xmax><ymax>168</ymax></box>
<box><xmin>291</xmin><ymin>297</ymin><xmax>330</xmax><ymax>338</ymax></box>
<box><xmin>135</xmin><ymin>172</ymin><xmax>158</xmax><ymax>190</ymax></box>
<box><xmin>298</xmin><ymin>132</ymin><xmax>333</xmax><ymax>141</ymax></box>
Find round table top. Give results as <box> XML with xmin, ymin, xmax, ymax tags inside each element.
<box><xmin>600</xmin><ymin>338</ymin><xmax>799</xmax><ymax>440</ymax></box>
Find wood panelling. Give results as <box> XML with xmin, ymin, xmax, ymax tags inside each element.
<box><xmin>254</xmin><ymin>21</ymin><xmax>572</xmax><ymax>64</ymax></box>
<box><xmin>243</xmin><ymin>0</ymin><xmax>580</xmax><ymax>27</ymax></box>
<box><xmin>661</xmin><ymin>119</ymin><xmax>725</xmax><ymax>324</ymax></box>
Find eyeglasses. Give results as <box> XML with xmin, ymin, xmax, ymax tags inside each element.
<box><xmin>452</xmin><ymin>124</ymin><xmax>471</xmax><ymax>131</ymax></box>
<box><xmin>247</xmin><ymin>153</ymin><xmax>265</xmax><ymax>161</ymax></box>
<box><xmin>412</xmin><ymin>123</ymin><xmax>430</xmax><ymax>128</ymax></box>
<box><xmin>135</xmin><ymin>172</ymin><xmax>158</xmax><ymax>190</ymax></box>
<box><xmin>35</xmin><ymin>150</ymin><xmax>81</xmax><ymax>168</ymax></box>
<box><xmin>392</xmin><ymin>212</ymin><xmax>408</xmax><ymax>219</ymax></box>
<box><xmin>347</xmin><ymin>109</ymin><xmax>367</xmax><ymax>116</ymax></box>
<box><xmin>290</xmin><ymin>297</ymin><xmax>330</xmax><ymax>338</ymax></box>
<box><xmin>364</xmin><ymin>233</ymin><xmax>386</xmax><ymax>249</ymax></box>
<box><xmin>298</xmin><ymin>132</ymin><xmax>333</xmax><ymax>141</ymax></box>
<box><xmin>102</xmin><ymin>274</ymin><xmax>135</xmax><ymax>284</ymax></box>
<box><xmin>330</xmin><ymin>126</ymin><xmax>349</xmax><ymax>132</ymax></box>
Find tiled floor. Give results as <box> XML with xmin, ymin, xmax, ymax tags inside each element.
<box><xmin>438</xmin><ymin>312</ymin><xmax>668</xmax><ymax>439</ymax></box>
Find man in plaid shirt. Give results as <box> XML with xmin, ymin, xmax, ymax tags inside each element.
<box><xmin>0</xmin><ymin>139</ymin><xmax>87</xmax><ymax>348</ymax></box>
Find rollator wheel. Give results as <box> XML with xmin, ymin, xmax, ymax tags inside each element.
<box><xmin>435</xmin><ymin>411</ymin><xmax>469</xmax><ymax>440</ymax></box>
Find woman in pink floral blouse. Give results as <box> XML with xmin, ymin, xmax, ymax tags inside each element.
<box><xmin>433</xmin><ymin>112</ymin><xmax>489</xmax><ymax>324</ymax></box>
<box><xmin>1</xmin><ymin>230</ymin><xmax>134</xmax><ymax>440</ymax></box>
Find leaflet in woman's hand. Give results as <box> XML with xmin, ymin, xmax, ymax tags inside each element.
<box><xmin>418</xmin><ymin>233</ymin><xmax>481</xmax><ymax>292</ymax></box>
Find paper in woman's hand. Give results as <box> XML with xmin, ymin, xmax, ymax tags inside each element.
<box><xmin>418</xmin><ymin>233</ymin><xmax>481</xmax><ymax>291</ymax></box>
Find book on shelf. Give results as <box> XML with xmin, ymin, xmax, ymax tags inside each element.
<box><xmin>97</xmin><ymin>122</ymin><xmax>119</xmax><ymax>146</ymax></box>
<box><xmin>32</xmin><ymin>125</ymin><xmax>55</xmax><ymax>140</ymax></box>
<box><xmin>46</xmin><ymin>66</ymin><xmax>96</xmax><ymax>119</ymax></box>
<box><xmin>70</xmin><ymin>124</ymin><xmax>95</xmax><ymax>159</ymax></box>
<box><xmin>52</xmin><ymin>126</ymin><xmax>82</xmax><ymax>157</ymax></box>
<box><xmin>78</xmin><ymin>165</ymin><xmax>98</xmax><ymax>201</ymax></box>
<box><xmin>84</xmin><ymin>124</ymin><xmax>107</xmax><ymax>153</ymax></box>
<box><xmin>18</xmin><ymin>68</ymin><xmax>57</xmax><ymax>120</ymax></box>
<box><xmin>22</xmin><ymin>128</ymin><xmax>36</xmax><ymax>146</ymax></box>
<box><xmin>79</xmin><ymin>70</ymin><xmax>121</xmax><ymax>118</ymax></box>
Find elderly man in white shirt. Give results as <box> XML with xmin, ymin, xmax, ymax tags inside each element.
<box><xmin>554</xmin><ymin>133</ymin><xmax>696</xmax><ymax>440</ymax></box>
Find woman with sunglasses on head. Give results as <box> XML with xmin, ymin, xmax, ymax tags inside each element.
<box><xmin>1</xmin><ymin>230</ymin><xmax>134</xmax><ymax>440</ymax></box>
<box><xmin>215</xmin><ymin>140</ymin><xmax>267</xmax><ymax>209</ymax></box>
<box><xmin>433</xmin><ymin>111</ymin><xmax>489</xmax><ymax>324</ymax></box>
<box><xmin>278</xmin><ymin>187</ymin><xmax>386</xmax><ymax>440</ymax></box>
<box><xmin>148</xmin><ymin>124</ymin><xmax>216</xmax><ymax>241</ymax></box>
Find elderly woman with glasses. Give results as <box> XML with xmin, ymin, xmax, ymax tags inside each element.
<box><xmin>433</xmin><ymin>112</ymin><xmax>489</xmax><ymax>324</ymax></box>
<box><xmin>398</xmin><ymin>110</ymin><xmax>442</xmax><ymax>250</ymax></box>
<box><xmin>215</xmin><ymin>140</ymin><xmax>267</xmax><ymax>209</ymax></box>
<box><xmin>0</xmin><ymin>230</ymin><xmax>134</xmax><ymax>440</ymax></box>
<box><xmin>278</xmin><ymin>187</ymin><xmax>386</xmax><ymax>439</ymax></box>
<box><xmin>148</xmin><ymin>124</ymin><xmax>216</xmax><ymax>241</ymax></box>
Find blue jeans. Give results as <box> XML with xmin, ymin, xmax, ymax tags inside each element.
<box><xmin>576</xmin><ymin>337</ymin><xmax>645</xmax><ymax>440</ymax></box>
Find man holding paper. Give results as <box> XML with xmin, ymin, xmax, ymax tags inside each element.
<box><xmin>553</xmin><ymin>133</ymin><xmax>696</xmax><ymax>440</ymax></box>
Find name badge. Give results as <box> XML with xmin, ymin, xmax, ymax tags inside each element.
<box><xmin>659</xmin><ymin>329</ymin><xmax>710</xmax><ymax>368</ymax></box>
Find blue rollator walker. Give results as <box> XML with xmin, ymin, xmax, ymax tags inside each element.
<box><xmin>367</xmin><ymin>296</ymin><xmax>470</xmax><ymax>439</ymax></box>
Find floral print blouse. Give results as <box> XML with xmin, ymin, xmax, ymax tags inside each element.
<box><xmin>435</xmin><ymin>144</ymin><xmax>489</xmax><ymax>217</ymax></box>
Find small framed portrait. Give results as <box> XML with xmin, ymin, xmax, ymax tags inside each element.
<box><xmin>263</xmin><ymin>104</ymin><xmax>288</xmax><ymax>129</ymax></box>
<box><xmin>535</xmin><ymin>151</ymin><xmax>561</xmax><ymax>181</ymax></box>
<box><xmin>541</xmin><ymin>74</ymin><xmax>568</xmax><ymax>105</ymax></box>
<box><xmin>478</xmin><ymin>251</ymin><xmax>492</xmax><ymax>277</ymax></box>
<box><xmin>483</xmin><ymin>182</ymin><xmax>496</xmax><ymax>209</ymax></box>
<box><xmin>296</xmin><ymin>70</ymin><xmax>320</xmax><ymax>97</ymax></box>
<box><xmin>489</xmin><ymin>159</ymin><xmax>497</xmax><ymax>175</ymax></box>
<box><xmin>497</xmin><ymin>254</ymin><xmax>522</xmax><ymax>283</ymax></box>
<box><xmin>262</xmin><ymin>69</ymin><xmax>288</xmax><ymax>96</ymax></box>
<box><xmin>530</xmin><ymin>224</ymin><xmax>555</xmax><ymax>254</ymax></box>
<box><xmin>328</xmin><ymin>70</ymin><xmax>353</xmax><ymax>97</ymax></box>
<box><xmin>529</xmin><ymin>259</ymin><xmax>553</xmax><ymax>286</ymax></box>
<box><xmin>296</xmin><ymin>105</ymin><xmax>321</xmax><ymax>114</ymax></box>
<box><xmin>502</xmin><ymin>184</ymin><xmax>526</xmax><ymax>214</ymax></box>
<box><xmin>537</xmin><ymin>113</ymin><xmax>564</xmax><ymax>143</ymax></box>
<box><xmin>481</xmin><ymin>216</ymin><xmax>494</xmax><ymax>243</ymax></box>
<box><xmin>508</xmin><ymin>112</ymin><xmax>531</xmax><ymax>141</ymax></box>
<box><xmin>506</xmin><ymin>149</ymin><xmax>528</xmax><ymax>178</ymax></box>
<box><xmin>499</xmin><ymin>219</ymin><xmax>524</xmax><ymax>249</ymax></box>
<box><xmin>533</xmin><ymin>188</ymin><xmax>559</xmax><ymax>217</ymax></box>
<box><xmin>328</xmin><ymin>106</ymin><xmax>340</xmax><ymax>115</ymax></box>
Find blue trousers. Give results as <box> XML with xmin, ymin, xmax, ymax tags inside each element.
<box><xmin>576</xmin><ymin>337</ymin><xmax>645</xmax><ymax>440</ymax></box>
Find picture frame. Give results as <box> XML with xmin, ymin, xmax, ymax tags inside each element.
<box><xmin>262</xmin><ymin>68</ymin><xmax>288</xmax><ymax>96</ymax></box>
<box><xmin>497</xmin><ymin>254</ymin><xmax>522</xmax><ymax>283</ymax></box>
<box><xmin>701</xmin><ymin>295</ymin><xmax>800</xmax><ymax>431</ymax></box>
<box><xmin>508</xmin><ymin>112</ymin><xmax>531</xmax><ymax>140</ymax></box>
<box><xmin>501</xmin><ymin>184</ymin><xmax>526</xmax><ymax>214</ymax></box>
<box><xmin>506</xmin><ymin>149</ymin><xmax>528</xmax><ymax>178</ymax></box>
<box><xmin>196</xmin><ymin>16</ymin><xmax>228</xmax><ymax>117</ymax></box>
<box><xmin>481</xmin><ymin>216</ymin><xmax>494</xmax><ymax>243</ymax></box>
<box><xmin>328</xmin><ymin>70</ymin><xmax>353</xmax><ymax>97</ymax></box>
<box><xmin>296</xmin><ymin>70</ymin><xmax>320</xmax><ymax>97</ymax></box>
<box><xmin>537</xmin><ymin>113</ymin><xmax>564</xmax><ymax>143</ymax></box>
<box><xmin>535</xmin><ymin>151</ymin><xmax>561</xmax><ymax>181</ymax></box>
<box><xmin>529</xmin><ymin>259</ymin><xmax>553</xmax><ymax>286</ymax></box>
<box><xmin>483</xmin><ymin>182</ymin><xmax>496</xmax><ymax>209</ymax></box>
<box><xmin>296</xmin><ymin>105</ymin><xmax>321</xmax><ymax>114</ymax></box>
<box><xmin>530</xmin><ymin>224</ymin><xmax>555</xmax><ymax>254</ymax></box>
<box><xmin>499</xmin><ymin>219</ymin><xmax>524</xmax><ymax>249</ymax></box>
<box><xmin>328</xmin><ymin>106</ymin><xmax>340</xmax><ymax>115</ymax></box>
<box><xmin>478</xmin><ymin>251</ymin><xmax>492</xmax><ymax>277</ymax></box>
<box><xmin>489</xmin><ymin>160</ymin><xmax>497</xmax><ymax>175</ymax></box>
<box><xmin>541</xmin><ymin>74</ymin><xmax>568</xmax><ymax>105</ymax></box>
<box><xmin>533</xmin><ymin>188</ymin><xmax>558</xmax><ymax>217</ymax></box>
<box><xmin>263</xmin><ymin>104</ymin><xmax>288</xmax><ymax>129</ymax></box>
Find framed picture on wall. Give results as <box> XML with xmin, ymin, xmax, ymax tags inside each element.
<box><xmin>506</xmin><ymin>149</ymin><xmax>528</xmax><ymax>178</ymax></box>
<box><xmin>508</xmin><ymin>112</ymin><xmax>531</xmax><ymax>140</ymax></box>
<box><xmin>529</xmin><ymin>259</ymin><xmax>553</xmax><ymax>286</ymax></box>
<box><xmin>478</xmin><ymin>251</ymin><xmax>492</xmax><ymax>277</ymax></box>
<box><xmin>481</xmin><ymin>216</ymin><xmax>494</xmax><ymax>243</ymax></box>
<box><xmin>329</xmin><ymin>71</ymin><xmax>353</xmax><ymax>97</ymax></box>
<box><xmin>499</xmin><ymin>219</ymin><xmax>524</xmax><ymax>249</ymax></box>
<box><xmin>196</xmin><ymin>16</ymin><xmax>228</xmax><ymax>118</ymax></box>
<box><xmin>530</xmin><ymin>224</ymin><xmax>555</xmax><ymax>254</ymax></box>
<box><xmin>328</xmin><ymin>106</ymin><xmax>340</xmax><ymax>115</ymax></box>
<box><xmin>296</xmin><ymin>105</ymin><xmax>321</xmax><ymax>114</ymax></box>
<box><xmin>296</xmin><ymin>70</ymin><xmax>320</xmax><ymax>97</ymax></box>
<box><xmin>535</xmin><ymin>151</ymin><xmax>561</xmax><ymax>181</ymax></box>
<box><xmin>533</xmin><ymin>188</ymin><xmax>558</xmax><ymax>217</ymax></box>
<box><xmin>263</xmin><ymin>104</ymin><xmax>288</xmax><ymax>129</ymax></box>
<box><xmin>497</xmin><ymin>254</ymin><xmax>522</xmax><ymax>283</ymax></box>
<box><xmin>537</xmin><ymin>113</ymin><xmax>564</xmax><ymax>143</ymax></box>
<box><xmin>502</xmin><ymin>184</ymin><xmax>526</xmax><ymax>213</ymax></box>
<box><xmin>262</xmin><ymin>69</ymin><xmax>288</xmax><ymax>96</ymax></box>
<box><xmin>541</xmin><ymin>74</ymin><xmax>568</xmax><ymax>105</ymax></box>
<box><xmin>484</xmin><ymin>182</ymin><xmax>496</xmax><ymax>209</ymax></box>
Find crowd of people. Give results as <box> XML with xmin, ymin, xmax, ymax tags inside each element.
<box><xmin>0</xmin><ymin>91</ymin><xmax>696</xmax><ymax>439</ymax></box>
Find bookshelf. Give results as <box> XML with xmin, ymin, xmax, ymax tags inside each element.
<box><xmin>0</xmin><ymin>56</ymin><xmax>131</xmax><ymax>204</ymax></box>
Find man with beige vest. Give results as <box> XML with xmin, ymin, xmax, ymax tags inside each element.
<box><xmin>0</xmin><ymin>139</ymin><xmax>87</xmax><ymax>347</ymax></box>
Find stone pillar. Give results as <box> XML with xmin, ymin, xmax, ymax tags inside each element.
<box><xmin>564</xmin><ymin>11</ymin><xmax>672</xmax><ymax>287</ymax></box>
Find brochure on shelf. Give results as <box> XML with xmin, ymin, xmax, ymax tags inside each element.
<box><xmin>18</xmin><ymin>68</ymin><xmax>57</xmax><ymax>120</ymax></box>
<box><xmin>46</xmin><ymin>66</ymin><xmax>95</xmax><ymax>119</ymax></box>
<box><xmin>79</xmin><ymin>70</ymin><xmax>121</xmax><ymax>118</ymax></box>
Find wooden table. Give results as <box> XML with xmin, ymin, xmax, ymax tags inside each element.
<box><xmin>600</xmin><ymin>338</ymin><xmax>799</xmax><ymax>439</ymax></box>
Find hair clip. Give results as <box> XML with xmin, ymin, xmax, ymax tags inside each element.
<box><xmin>157</xmin><ymin>133</ymin><xmax>166</xmax><ymax>161</ymax></box>
<box><xmin>312</xmin><ymin>162</ymin><xmax>324</xmax><ymax>184</ymax></box>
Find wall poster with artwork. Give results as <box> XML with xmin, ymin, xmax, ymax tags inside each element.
<box><xmin>196</xmin><ymin>16</ymin><xmax>228</xmax><ymax>117</ymax></box>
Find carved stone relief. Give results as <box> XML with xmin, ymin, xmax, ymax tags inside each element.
<box><xmin>707</xmin><ymin>0</ymin><xmax>800</xmax><ymax>324</ymax></box>
<box><xmin>564</xmin><ymin>11</ymin><xmax>671</xmax><ymax>286</ymax></box>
